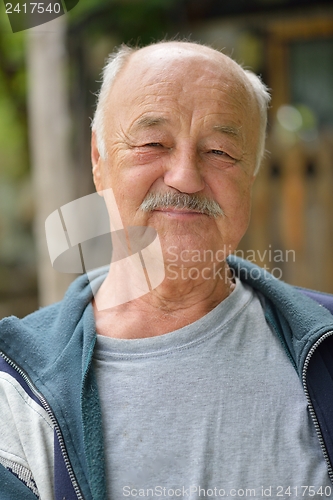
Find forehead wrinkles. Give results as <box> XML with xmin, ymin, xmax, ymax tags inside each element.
<box><xmin>119</xmin><ymin>79</ymin><xmax>250</xmax><ymax>119</ymax></box>
<box><xmin>107</xmin><ymin>52</ymin><xmax>257</xmax><ymax>134</ymax></box>
<box><xmin>141</xmin><ymin>62</ymin><xmax>247</xmax><ymax>102</ymax></box>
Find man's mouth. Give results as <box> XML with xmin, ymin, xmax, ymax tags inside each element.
<box><xmin>154</xmin><ymin>207</ymin><xmax>207</xmax><ymax>217</ymax></box>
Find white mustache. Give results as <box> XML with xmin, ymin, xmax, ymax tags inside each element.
<box><xmin>139</xmin><ymin>192</ymin><xmax>224</xmax><ymax>218</ymax></box>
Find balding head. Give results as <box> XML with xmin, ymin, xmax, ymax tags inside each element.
<box><xmin>92</xmin><ymin>41</ymin><xmax>270</xmax><ymax>174</ymax></box>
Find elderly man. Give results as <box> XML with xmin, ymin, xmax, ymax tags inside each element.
<box><xmin>1</xmin><ymin>41</ymin><xmax>333</xmax><ymax>500</ymax></box>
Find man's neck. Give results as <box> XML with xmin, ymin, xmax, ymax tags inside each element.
<box><xmin>93</xmin><ymin>261</ymin><xmax>235</xmax><ymax>339</ymax></box>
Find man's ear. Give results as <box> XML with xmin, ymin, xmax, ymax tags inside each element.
<box><xmin>91</xmin><ymin>131</ymin><xmax>103</xmax><ymax>193</ymax></box>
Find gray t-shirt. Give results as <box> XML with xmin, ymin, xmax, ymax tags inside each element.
<box><xmin>93</xmin><ymin>279</ymin><xmax>332</xmax><ymax>499</ymax></box>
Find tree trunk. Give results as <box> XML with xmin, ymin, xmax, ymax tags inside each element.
<box><xmin>26</xmin><ymin>16</ymin><xmax>77</xmax><ymax>306</ymax></box>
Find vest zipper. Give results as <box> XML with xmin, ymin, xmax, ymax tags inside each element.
<box><xmin>301</xmin><ymin>330</ymin><xmax>333</xmax><ymax>484</ymax></box>
<box><xmin>0</xmin><ymin>351</ymin><xmax>84</xmax><ymax>500</ymax></box>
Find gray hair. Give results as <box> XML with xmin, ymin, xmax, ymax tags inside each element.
<box><xmin>91</xmin><ymin>44</ymin><xmax>134</xmax><ymax>160</ymax></box>
<box><xmin>243</xmin><ymin>69</ymin><xmax>271</xmax><ymax>173</ymax></box>
<box><xmin>91</xmin><ymin>42</ymin><xmax>270</xmax><ymax>174</ymax></box>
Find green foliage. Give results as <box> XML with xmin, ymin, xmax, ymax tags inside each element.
<box><xmin>0</xmin><ymin>2</ymin><xmax>28</xmax><ymax>181</ymax></box>
<box><xmin>68</xmin><ymin>0</ymin><xmax>181</xmax><ymax>45</ymax></box>
<box><xmin>0</xmin><ymin>3</ymin><xmax>31</xmax><ymax>273</ymax></box>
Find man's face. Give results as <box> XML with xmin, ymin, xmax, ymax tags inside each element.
<box><xmin>92</xmin><ymin>43</ymin><xmax>260</xmax><ymax>263</ymax></box>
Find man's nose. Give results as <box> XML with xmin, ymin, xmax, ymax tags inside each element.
<box><xmin>163</xmin><ymin>145</ymin><xmax>205</xmax><ymax>194</ymax></box>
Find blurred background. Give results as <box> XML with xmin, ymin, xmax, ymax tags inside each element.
<box><xmin>0</xmin><ymin>0</ymin><xmax>333</xmax><ymax>318</ymax></box>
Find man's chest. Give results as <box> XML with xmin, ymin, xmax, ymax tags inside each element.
<box><xmin>93</xmin><ymin>324</ymin><xmax>332</xmax><ymax>499</ymax></box>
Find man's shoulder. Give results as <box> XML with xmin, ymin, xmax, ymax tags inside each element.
<box><xmin>0</xmin><ymin>272</ymin><xmax>94</xmax><ymax>357</ymax></box>
<box><xmin>228</xmin><ymin>255</ymin><xmax>333</xmax><ymax>314</ymax></box>
<box><xmin>295</xmin><ymin>286</ymin><xmax>333</xmax><ymax>315</ymax></box>
<box><xmin>0</xmin><ymin>301</ymin><xmax>59</xmax><ymax>337</ymax></box>
<box><xmin>228</xmin><ymin>255</ymin><xmax>333</xmax><ymax>373</ymax></box>
<box><xmin>0</xmin><ymin>273</ymin><xmax>86</xmax><ymax>329</ymax></box>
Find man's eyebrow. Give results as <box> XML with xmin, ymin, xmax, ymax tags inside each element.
<box><xmin>213</xmin><ymin>124</ymin><xmax>241</xmax><ymax>137</ymax></box>
<box><xmin>133</xmin><ymin>116</ymin><xmax>169</xmax><ymax>129</ymax></box>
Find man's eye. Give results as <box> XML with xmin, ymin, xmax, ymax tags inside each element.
<box><xmin>145</xmin><ymin>143</ymin><xmax>162</xmax><ymax>147</ymax></box>
<box><xmin>210</xmin><ymin>149</ymin><xmax>235</xmax><ymax>161</ymax></box>
<box><xmin>211</xmin><ymin>149</ymin><xmax>227</xmax><ymax>156</ymax></box>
